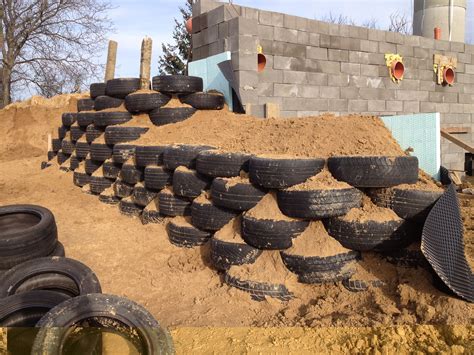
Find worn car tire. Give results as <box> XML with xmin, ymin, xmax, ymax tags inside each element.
<box><xmin>144</xmin><ymin>166</ymin><xmax>173</xmax><ymax>190</ymax></box>
<box><xmin>210</xmin><ymin>238</ymin><xmax>262</xmax><ymax>271</ymax></box>
<box><xmin>224</xmin><ymin>273</ymin><xmax>293</xmax><ymax>302</ymax></box>
<box><xmin>112</xmin><ymin>144</ymin><xmax>136</xmax><ymax>164</ymax></box>
<box><xmin>172</xmin><ymin>168</ymin><xmax>212</xmax><ymax>198</ymax></box>
<box><xmin>120</xmin><ymin>164</ymin><xmax>144</xmax><ymax>184</ymax></box>
<box><xmin>180</xmin><ymin>92</ymin><xmax>224</xmax><ymax>110</ymax></box>
<box><xmin>113</xmin><ymin>180</ymin><xmax>135</xmax><ymax>199</ymax></box>
<box><xmin>152</xmin><ymin>75</ymin><xmax>203</xmax><ymax>94</ymax></box>
<box><xmin>104</xmin><ymin>126</ymin><xmax>149</xmax><ymax>145</ymax></box>
<box><xmin>135</xmin><ymin>145</ymin><xmax>167</xmax><ymax>167</ymax></box>
<box><xmin>94</xmin><ymin>111</ymin><xmax>132</xmax><ymax>127</ymax></box>
<box><xmin>132</xmin><ymin>183</ymin><xmax>159</xmax><ymax>207</ymax></box>
<box><xmin>85</xmin><ymin>125</ymin><xmax>104</xmax><ymax>143</ymax></box>
<box><xmin>280</xmin><ymin>251</ymin><xmax>360</xmax><ymax>274</ymax></box>
<box><xmin>76</xmin><ymin>112</ymin><xmax>96</xmax><ymax>127</ymax></box>
<box><xmin>148</xmin><ymin>107</ymin><xmax>197</xmax><ymax>126</ymax></box>
<box><xmin>191</xmin><ymin>199</ymin><xmax>238</xmax><ymax>232</ymax></box>
<box><xmin>105</xmin><ymin>78</ymin><xmax>141</xmax><ymax>99</ymax></box>
<box><xmin>90</xmin><ymin>83</ymin><xmax>106</xmax><ymax>99</ymax></box>
<box><xmin>167</xmin><ymin>219</ymin><xmax>211</xmax><ymax>248</ymax></box>
<box><xmin>73</xmin><ymin>172</ymin><xmax>91</xmax><ymax>187</ymax></box>
<box><xmin>69</xmin><ymin>125</ymin><xmax>86</xmax><ymax>142</ymax></box>
<box><xmin>163</xmin><ymin>144</ymin><xmax>215</xmax><ymax>170</ymax></box>
<box><xmin>77</xmin><ymin>98</ymin><xmax>95</xmax><ymax>112</ymax></box>
<box><xmin>94</xmin><ymin>95</ymin><xmax>124</xmax><ymax>111</ymax></box>
<box><xmin>61</xmin><ymin>113</ymin><xmax>77</xmax><ymax>127</ymax></box>
<box><xmin>125</xmin><ymin>92</ymin><xmax>170</xmax><ymax>113</ymax></box>
<box><xmin>211</xmin><ymin>178</ymin><xmax>266</xmax><ymax>211</ymax></box>
<box><xmin>84</xmin><ymin>159</ymin><xmax>102</xmax><ymax>175</ymax></box>
<box><xmin>75</xmin><ymin>141</ymin><xmax>90</xmax><ymax>159</ymax></box>
<box><xmin>89</xmin><ymin>176</ymin><xmax>114</xmax><ymax>195</ymax></box>
<box><xmin>196</xmin><ymin>150</ymin><xmax>252</xmax><ymax>178</ymax></box>
<box><xmin>158</xmin><ymin>190</ymin><xmax>191</xmax><ymax>217</ymax></box>
<box><xmin>61</xmin><ymin>139</ymin><xmax>75</xmax><ymax>155</ymax></box>
<box><xmin>90</xmin><ymin>142</ymin><xmax>113</xmax><ymax>162</ymax></box>
<box><xmin>119</xmin><ymin>197</ymin><xmax>143</xmax><ymax>217</ymax></box>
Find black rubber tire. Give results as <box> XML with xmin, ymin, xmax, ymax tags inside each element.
<box><xmin>369</xmin><ymin>187</ymin><xmax>443</xmax><ymax>222</ymax></box>
<box><xmin>0</xmin><ymin>257</ymin><xmax>101</xmax><ymax>298</ymax></box>
<box><xmin>105</xmin><ymin>78</ymin><xmax>141</xmax><ymax>99</ymax></box>
<box><xmin>77</xmin><ymin>98</ymin><xmax>95</xmax><ymax>112</ymax></box>
<box><xmin>90</xmin><ymin>83</ymin><xmax>106</xmax><ymax>99</ymax></box>
<box><xmin>210</xmin><ymin>238</ymin><xmax>262</xmax><ymax>271</ymax></box>
<box><xmin>211</xmin><ymin>178</ymin><xmax>266</xmax><ymax>211</ymax></box>
<box><xmin>93</xmin><ymin>95</ymin><xmax>124</xmax><ymax>111</ymax></box>
<box><xmin>342</xmin><ymin>278</ymin><xmax>385</xmax><ymax>292</ymax></box>
<box><xmin>99</xmin><ymin>192</ymin><xmax>121</xmax><ymax>205</ymax></box>
<box><xmin>56</xmin><ymin>151</ymin><xmax>70</xmax><ymax>165</ymax></box>
<box><xmin>61</xmin><ymin>113</ymin><xmax>77</xmax><ymax>127</ymax></box>
<box><xmin>325</xmin><ymin>217</ymin><xmax>416</xmax><ymax>252</ymax></box>
<box><xmin>152</xmin><ymin>75</ymin><xmax>203</xmax><ymax>94</ymax></box>
<box><xmin>180</xmin><ymin>92</ymin><xmax>225</xmax><ymax>110</ymax></box>
<box><xmin>90</xmin><ymin>142</ymin><xmax>113</xmax><ymax>162</ymax></box>
<box><xmin>94</xmin><ymin>111</ymin><xmax>133</xmax><ymax>127</ymax></box>
<box><xmin>120</xmin><ymin>164</ymin><xmax>144</xmax><ymax>184</ymax></box>
<box><xmin>241</xmin><ymin>216</ymin><xmax>309</xmax><ymax>250</ymax></box>
<box><xmin>141</xmin><ymin>203</ymin><xmax>163</xmax><ymax>225</ymax></box>
<box><xmin>167</xmin><ymin>219</ymin><xmax>211</xmax><ymax>248</ymax></box>
<box><xmin>32</xmin><ymin>293</ymin><xmax>175</xmax><ymax>354</ymax></box>
<box><xmin>75</xmin><ymin>141</ymin><xmax>90</xmax><ymax>159</ymax></box>
<box><xmin>46</xmin><ymin>152</ymin><xmax>56</xmax><ymax>162</ymax></box>
<box><xmin>125</xmin><ymin>92</ymin><xmax>171</xmax><ymax>113</ymax></box>
<box><xmin>135</xmin><ymin>145</ymin><xmax>167</xmax><ymax>167</ymax></box>
<box><xmin>112</xmin><ymin>144</ymin><xmax>136</xmax><ymax>164</ymax></box>
<box><xmin>191</xmin><ymin>199</ymin><xmax>238</xmax><ymax>232</ymax></box>
<box><xmin>85</xmin><ymin>125</ymin><xmax>104</xmax><ymax>143</ymax></box>
<box><xmin>158</xmin><ymin>190</ymin><xmax>192</xmax><ymax>217</ymax></box>
<box><xmin>249</xmin><ymin>156</ymin><xmax>326</xmax><ymax>189</ymax></box>
<box><xmin>119</xmin><ymin>197</ymin><xmax>143</xmax><ymax>217</ymax></box>
<box><xmin>61</xmin><ymin>139</ymin><xmax>75</xmax><ymax>155</ymax></box>
<box><xmin>172</xmin><ymin>168</ymin><xmax>212</xmax><ymax>198</ymax></box>
<box><xmin>132</xmin><ymin>183</ymin><xmax>159</xmax><ymax>207</ymax></box>
<box><xmin>73</xmin><ymin>172</ymin><xmax>91</xmax><ymax>187</ymax></box>
<box><xmin>50</xmin><ymin>242</ymin><xmax>65</xmax><ymax>257</ymax></box>
<box><xmin>298</xmin><ymin>268</ymin><xmax>354</xmax><ymax>284</ymax></box>
<box><xmin>84</xmin><ymin>159</ymin><xmax>102</xmax><ymax>175</ymax></box>
<box><xmin>69</xmin><ymin>155</ymin><xmax>81</xmax><ymax>171</ymax></box>
<box><xmin>103</xmin><ymin>160</ymin><xmax>122</xmax><ymax>179</ymax></box>
<box><xmin>196</xmin><ymin>150</ymin><xmax>252</xmax><ymax>178</ymax></box>
<box><xmin>89</xmin><ymin>176</ymin><xmax>114</xmax><ymax>195</ymax></box>
<box><xmin>144</xmin><ymin>166</ymin><xmax>173</xmax><ymax>190</ymax></box>
<box><xmin>327</xmin><ymin>156</ymin><xmax>419</xmax><ymax>188</ymax></box>
<box><xmin>277</xmin><ymin>188</ymin><xmax>362</xmax><ymax>219</ymax></box>
<box><xmin>0</xmin><ymin>290</ymin><xmax>70</xmax><ymax>327</ymax></box>
<box><xmin>76</xmin><ymin>112</ymin><xmax>96</xmax><ymax>127</ymax></box>
<box><xmin>51</xmin><ymin>139</ymin><xmax>62</xmax><ymax>153</ymax></box>
<box><xmin>383</xmin><ymin>246</ymin><xmax>428</xmax><ymax>268</ymax></box>
<box><xmin>0</xmin><ymin>205</ymin><xmax>58</xmax><ymax>270</ymax></box>
<box><xmin>163</xmin><ymin>144</ymin><xmax>215</xmax><ymax>170</ymax></box>
<box><xmin>58</xmin><ymin>126</ymin><xmax>68</xmax><ymax>140</ymax></box>
<box><xmin>148</xmin><ymin>107</ymin><xmax>197</xmax><ymax>126</ymax></box>
<box><xmin>69</xmin><ymin>125</ymin><xmax>86</xmax><ymax>142</ymax></box>
<box><xmin>280</xmin><ymin>251</ymin><xmax>360</xmax><ymax>274</ymax></box>
<box><xmin>224</xmin><ymin>273</ymin><xmax>293</xmax><ymax>302</ymax></box>
<box><xmin>113</xmin><ymin>180</ymin><xmax>135</xmax><ymax>198</ymax></box>
<box><xmin>104</xmin><ymin>126</ymin><xmax>149</xmax><ymax>145</ymax></box>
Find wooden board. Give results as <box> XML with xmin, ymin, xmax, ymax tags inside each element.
<box><xmin>441</xmin><ymin>129</ymin><xmax>474</xmax><ymax>153</ymax></box>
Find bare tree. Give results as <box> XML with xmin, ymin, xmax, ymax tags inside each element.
<box><xmin>361</xmin><ymin>18</ymin><xmax>379</xmax><ymax>30</ymax></box>
<box><xmin>388</xmin><ymin>11</ymin><xmax>412</xmax><ymax>35</ymax></box>
<box><xmin>0</xmin><ymin>0</ymin><xmax>114</xmax><ymax>105</ymax></box>
<box><xmin>321</xmin><ymin>12</ymin><xmax>355</xmax><ymax>26</ymax></box>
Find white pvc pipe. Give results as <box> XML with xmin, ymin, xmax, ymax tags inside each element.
<box><xmin>449</xmin><ymin>0</ymin><xmax>454</xmax><ymax>41</ymax></box>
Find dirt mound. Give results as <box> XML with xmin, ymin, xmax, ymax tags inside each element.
<box><xmin>0</xmin><ymin>94</ymin><xmax>86</xmax><ymax>161</ymax></box>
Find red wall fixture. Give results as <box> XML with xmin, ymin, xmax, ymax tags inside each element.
<box><xmin>391</xmin><ymin>61</ymin><xmax>405</xmax><ymax>81</ymax></box>
<box><xmin>434</xmin><ymin>27</ymin><xmax>441</xmax><ymax>40</ymax></box>
<box><xmin>385</xmin><ymin>54</ymin><xmax>405</xmax><ymax>83</ymax></box>
<box><xmin>443</xmin><ymin>67</ymin><xmax>455</xmax><ymax>85</ymax></box>
<box><xmin>186</xmin><ymin>18</ymin><xmax>192</xmax><ymax>33</ymax></box>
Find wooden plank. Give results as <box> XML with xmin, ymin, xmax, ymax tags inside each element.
<box><xmin>444</xmin><ymin>127</ymin><xmax>470</xmax><ymax>134</ymax></box>
<box><xmin>440</xmin><ymin>129</ymin><xmax>474</xmax><ymax>153</ymax></box>
<box><xmin>139</xmin><ymin>37</ymin><xmax>153</xmax><ymax>89</ymax></box>
<box><xmin>104</xmin><ymin>40</ymin><xmax>118</xmax><ymax>82</ymax></box>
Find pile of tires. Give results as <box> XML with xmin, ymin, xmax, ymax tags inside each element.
<box><xmin>0</xmin><ymin>204</ymin><xmax>174</xmax><ymax>353</ymax></box>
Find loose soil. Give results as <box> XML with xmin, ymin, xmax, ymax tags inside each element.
<box><xmin>245</xmin><ymin>192</ymin><xmax>296</xmax><ymax>222</ymax></box>
<box><xmin>287</xmin><ymin>169</ymin><xmax>352</xmax><ymax>191</ymax></box>
<box><xmin>343</xmin><ymin>195</ymin><xmax>401</xmax><ymax>223</ymax></box>
<box><xmin>161</xmin><ymin>96</ymin><xmax>192</xmax><ymax>109</ymax></box>
<box><xmin>396</xmin><ymin>170</ymin><xmax>444</xmax><ymax>191</ymax></box>
<box><xmin>351</xmin><ymin>253</ymin><xmax>399</xmax><ymax>283</ymax></box>
<box><xmin>285</xmin><ymin>221</ymin><xmax>351</xmax><ymax>257</ymax></box>
<box><xmin>214</xmin><ymin>217</ymin><xmax>246</xmax><ymax>243</ymax></box>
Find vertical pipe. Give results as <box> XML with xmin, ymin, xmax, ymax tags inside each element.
<box><xmin>449</xmin><ymin>0</ymin><xmax>454</xmax><ymax>41</ymax></box>
<box><xmin>104</xmin><ymin>40</ymin><xmax>118</xmax><ymax>83</ymax></box>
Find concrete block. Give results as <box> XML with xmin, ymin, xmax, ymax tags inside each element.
<box><xmin>459</xmin><ymin>93</ymin><xmax>474</xmax><ymax>104</ymax></box>
<box><xmin>349</xmin><ymin>51</ymin><xmax>370</xmax><ymax>64</ymax></box>
<box><xmin>449</xmin><ymin>103</ymin><xmax>465</xmax><ymax>113</ymax></box>
<box><xmin>435</xmin><ymin>40</ymin><xmax>450</xmax><ymax>51</ymax></box>
<box><xmin>258</xmin><ymin>97</ymin><xmax>283</xmax><ymax>106</ymax></box>
<box><xmin>328</xmin><ymin>74</ymin><xmax>350</xmax><ymax>87</ymax></box>
<box><xmin>442</xmin><ymin>113</ymin><xmax>470</xmax><ymax>124</ymax></box>
<box><xmin>284</xmin><ymin>14</ymin><xmax>297</xmax><ymax>29</ymax></box>
<box><xmin>319</xmin><ymin>34</ymin><xmax>331</xmax><ymax>48</ymax></box>
<box><xmin>218</xmin><ymin>22</ymin><xmax>229</xmax><ymax>39</ymax></box>
<box><xmin>259</xmin><ymin>39</ymin><xmax>273</xmax><ymax>55</ymax></box>
<box><xmin>466</xmin><ymin>64</ymin><xmax>474</xmax><ymax>74</ymax></box>
<box><xmin>360</xmin><ymin>64</ymin><xmax>379</xmax><ymax>77</ymax></box>
<box><xmin>236</xmin><ymin>70</ymin><xmax>259</xmax><ymax>87</ymax></box>
<box><xmin>297</xmin><ymin>111</ymin><xmax>321</xmax><ymax>117</ymax></box>
<box><xmin>328</xmin><ymin>99</ymin><xmax>349</xmax><ymax>112</ymax></box>
<box><xmin>311</xmin><ymin>21</ymin><xmax>330</xmax><ymax>35</ymax></box>
<box><xmin>368</xmin><ymin>100</ymin><xmax>386</xmax><ymax>112</ymax></box>
<box><xmin>329</xmin><ymin>24</ymin><xmax>340</xmax><ymax>36</ymax></box>
<box><xmin>309</xmin><ymin>33</ymin><xmax>320</xmax><ymax>46</ymax></box>
<box><xmin>265</xmin><ymin>103</ymin><xmax>281</xmax><ymax>118</ymax></box>
<box><xmin>297</xmin><ymin>31</ymin><xmax>310</xmax><ymax>45</ymax></box>
<box><xmin>429</xmin><ymin>92</ymin><xmax>458</xmax><ymax>103</ymax></box>
<box><xmin>192</xmin><ymin>32</ymin><xmax>203</xmax><ymax>49</ymax></box>
<box><xmin>466</xmin><ymin>44</ymin><xmax>474</xmax><ymax>54</ymax></box>
<box><xmin>328</xmin><ymin>49</ymin><xmax>349</xmax><ymax>62</ymax></box>
<box><xmin>274</xmin><ymin>27</ymin><xmax>298</xmax><ymax>43</ymax></box>
<box><xmin>463</xmin><ymin>84</ymin><xmax>474</xmax><ymax>93</ymax></box>
<box><xmin>307</xmin><ymin>73</ymin><xmax>328</xmax><ymax>86</ymax></box>
<box><xmin>239</xmin><ymin>89</ymin><xmax>259</xmax><ymax>105</ymax></box>
<box><xmin>241</xmin><ymin>7</ymin><xmax>259</xmax><ymax>21</ymax></box>
<box><xmin>386</xmin><ymin>100</ymin><xmax>403</xmax><ymax>112</ymax></box>
<box><xmin>420</xmin><ymin>101</ymin><xmax>435</xmax><ymax>112</ymax></box>
<box><xmin>414</xmin><ymin>47</ymin><xmax>430</xmax><ymax>59</ymax></box>
<box><xmin>360</xmin><ymin>40</ymin><xmax>378</xmax><ymax>53</ymax></box>
<box><xmin>420</xmin><ymin>37</ymin><xmax>435</xmax><ymax>49</ymax></box>
<box><xmin>368</xmin><ymin>29</ymin><xmax>385</xmax><ymax>42</ymax></box>
<box><xmin>341</xmin><ymin>62</ymin><xmax>361</xmax><ymax>75</ymax></box>
<box><xmin>403</xmin><ymin>101</ymin><xmax>420</xmax><ymax>113</ymax></box>
<box><xmin>209</xmin><ymin>39</ymin><xmax>225</xmax><ymax>56</ymax></box>
<box><xmin>207</xmin><ymin>25</ymin><xmax>219</xmax><ymax>43</ymax></box>
<box><xmin>419</xmin><ymin>70</ymin><xmax>435</xmax><ymax>81</ymax></box>
<box><xmin>229</xmin><ymin>35</ymin><xmax>258</xmax><ymax>54</ymax></box>
<box><xmin>207</xmin><ymin>5</ymin><xmax>225</xmax><ymax>27</ymax></box>
<box><xmin>396</xmin><ymin>44</ymin><xmax>414</xmax><ymax>57</ymax></box>
<box><xmin>258</xmin><ymin>69</ymin><xmax>283</xmax><ymax>83</ymax></box>
<box><xmin>435</xmin><ymin>103</ymin><xmax>451</xmax><ymax>113</ymax></box>
<box><xmin>257</xmin><ymin>82</ymin><xmax>273</xmax><ymax>96</ymax></box>
<box><xmin>296</xmin><ymin>16</ymin><xmax>310</xmax><ymax>32</ymax></box>
<box><xmin>232</xmin><ymin>52</ymin><xmax>257</xmax><ymax>71</ymax></box>
<box><xmin>419</xmin><ymin>80</ymin><xmax>435</xmax><ymax>91</ymax></box>
<box><xmin>271</xmin><ymin>11</ymin><xmax>284</xmax><ymax>27</ymax></box>
<box><xmin>349</xmin><ymin>75</ymin><xmax>370</xmax><ymax>88</ymax></box>
<box><xmin>341</xmin><ymin>87</ymin><xmax>359</xmax><ymax>99</ymax></box>
<box><xmin>280</xmin><ymin>110</ymin><xmax>298</xmax><ymax>118</ymax></box>
<box><xmin>378</xmin><ymin>42</ymin><xmax>396</xmax><ymax>54</ymax></box>
<box><xmin>245</xmin><ymin>103</ymin><xmax>265</xmax><ymax>117</ymax></box>
<box><xmin>385</xmin><ymin>31</ymin><xmax>404</xmax><ymax>44</ymax></box>
<box><xmin>283</xmin><ymin>71</ymin><xmax>307</xmax><ymax>84</ymax></box>
<box><xmin>367</xmin><ymin>53</ymin><xmax>385</xmax><ymax>65</ymax></box>
<box><xmin>307</xmin><ymin>47</ymin><xmax>328</xmax><ymax>60</ymax></box>
<box><xmin>320</xmin><ymin>86</ymin><xmax>340</xmax><ymax>99</ymax></box>
<box><xmin>348</xmin><ymin>100</ymin><xmax>368</xmax><ymax>112</ymax></box>
<box><xmin>258</xmin><ymin>25</ymin><xmax>273</xmax><ymax>40</ymax></box>
<box><xmin>457</xmin><ymin>53</ymin><xmax>472</xmax><ymax>64</ymax></box>
<box><xmin>349</xmin><ymin>25</ymin><xmax>368</xmax><ymax>40</ymax></box>
<box><xmin>339</xmin><ymin>24</ymin><xmax>350</xmax><ymax>37</ymax></box>
<box><xmin>399</xmin><ymin>79</ymin><xmax>420</xmax><ymax>91</ymax></box>
<box><xmin>274</xmin><ymin>83</ymin><xmax>298</xmax><ymax>97</ymax></box>
<box><xmin>396</xmin><ymin>90</ymin><xmax>429</xmax><ymax>101</ymax></box>
<box><xmin>199</xmin><ymin>13</ymin><xmax>208</xmax><ymax>31</ymax></box>
<box><xmin>274</xmin><ymin>56</ymin><xmax>305</xmax><ymax>71</ymax></box>
<box><xmin>299</xmin><ymin>85</ymin><xmax>320</xmax><ymax>98</ymax></box>
<box><xmin>450</xmin><ymin>41</ymin><xmax>465</xmax><ymax>53</ymax></box>
<box><xmin>229</xmin><ymin>17</ymin><xmax>258</xmax><ymax>36</ymax></box>
<box><xmin>318</xmin><ymin>61</ymin><xmax>341</xmax><ymax>74</ymax></box>
<box><xmin>404</xmin><ymin>35</ymin><xmax>421</xmax><ymax>47</ymax></box>
<box><xmin>274</xmin><ymin>42</ymin><xmax>306</xmax><ymax>58</ymax></box>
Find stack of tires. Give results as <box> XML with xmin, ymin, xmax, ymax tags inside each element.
<box><xmin>0</xmin><ymin>204</ymin><xmax>174</xmax><ymax>354</ymax></box>
<box><xmin>45</xmin><ymin>75</ymin><xmax>224</xmax><ymax>213</ymax></box>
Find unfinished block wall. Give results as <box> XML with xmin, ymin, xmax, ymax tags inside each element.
<box><xmin>191</xmin><ymin>0</ymin><xmax>474</xmax><ymax>171</ymax></box>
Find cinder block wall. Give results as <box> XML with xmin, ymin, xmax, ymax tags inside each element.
<box><xmin>191</xmin><ymin>0</ymin><xmax>474</xmax><ymax>171</ymax></box>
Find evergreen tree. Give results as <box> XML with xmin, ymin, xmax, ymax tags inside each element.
<box><xmin>158</xmin><ymin>0</ymin><xmax>192</xmax><ymax>75</ymax></box>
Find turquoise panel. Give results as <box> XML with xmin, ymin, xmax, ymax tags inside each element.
<box><xmin>382</xmin><ymin>113</ymin><xmax>441</xmax><ymax>180</ymax></box>
<box><xmin>188</xmin><ymin>52</ymin><xmax>233</xmax><ymax>111</ymax></box>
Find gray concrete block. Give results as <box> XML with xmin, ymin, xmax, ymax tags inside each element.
<box><xmin>378</xmin><ymin>42</ymin><xmax>396</xmax><ymax>54</ymax></box>
<box><xmin>297</xmin><ymin>111</ymin><xmax>322</xmax><ymax>117</ymax></box>
<box><xmin>258</xmin><ymin>96</ymin><xmax>283</xmax><ymax>105</ymax></box>
<box><xmin>274</xmin><ymin>27</ymin><xmax>298</xmax><ymax>43</ymax></box>
<box><xmin>360</xmin><ymin>40</ymin><xmax>378</xmax><ymax>53</ymax></box>
<box><xmin>241</xmin><ymin>7</ymin><xmax>259</xmax><ymax>21</ymax></box>
<box><xmin>274</xmin><ymin>56</ymin><xmax>305</xmax><ymax>71</ymax></box>
<box><xmin>232</xmin><ymin>52</ymin><xmax>257</xmax><ymax>71</ymax></box>
<box><xmin>419</xmin><ymin>80</ymin><xmax>435</xmax><ymax>91</ymax></box>
<box><xmin>329</xmin><ymin>24</ymin><xmax>340</xmax><ymax>36</ymax></box>
<box><xmin>270</xmin><ymin>11</ymin><xmax>284</xmax><ymax>27</ymax></box>
<box><xmin>207</xmin><ymin>25</ymin><xmax>219</xmax><ymax>43</ymax></box>
<box><xmin>307</xmin><ymin>73</ymin><xmax>328</xmax><ymax>86</ymax></box>
<box><xmin>207</xmin><ymin>5</ymin><xmax>225</xmax><ymax>27</ymax></box>
<box><xmin>198</xmin><ymin>13</ymin><xmax>208</xmax><ymax>31</ymax></box>
<box><xmin>299</xmin><ymin>85</ymin><xmax>320</xmax><ymax>98</ymax></box>
<box><xmin>258</xmin><ymin>25</ymin><xmax>273</xmax><ymax>40</ymax></box>
<box><xmin>429</xmin><ymin>92</ymin><xmax>458</xmax><ymax>103</ymax></box>
<box><xmin>368</xmin><ymin>100</ymin><xmax>386</xmax><ymax>112</ymax></box>
<box><xmin>283</xmin><ymin>97</ymin><xmax>328</xmax><ymax>111</ymax></box>
<box><xmin>236</xmin><ymin>70</ymin><xmax>259</xmax><ymax>87</ymax></box>
<box><xmin>442</xmin><ymin>113</ymin><xmax>470</xmax><ymax>124</ymax></box>
<box><xmin>399</xmin><ymin>79</ymin><xmax>420</xmax><ymax>91</ymax></box>
<box><xmin>258</xmin><ymin>69</ymin><xmax>283</xmax><ymax>83</ymax></box>
<box><xmin>349</xmin><ymin>51</ymin><xmax>370</xmax><ymax>64</ymax></box>
<box><xmin>466</xmin><ymin>44</ymin><xmax>474</xmax><ymax>54</ymax></box>
<box><xmin>283</xmin><ymin>71</ymin><xmax>307</xmax><ymax>84</ymax></box>
<box><xmin>311</xmin><ymin>20</ymin><xmax>330</xmax><ymax>35</ymax></box>
<box><xmin>307</xmin><ymin>47</ymin><xmax>328</xmax><ymax>60</ymax></box>
<box><xmin>418</xmin><ymin>69</ymin><xmax>435</xmax><ymax>81</ymax></box>
<box><xmin>348</xmin><ymin>100</ymin><xmax>368</xmax><ymax>112</ymax></box>
<box><xmin>341</xmin><ymin>87</ymin><xmax>359</xmax><ymax>99</ymax></box>
<box><xmin>450</xmin><ymin>41</ymin><xmax>465</xmax><ymax>53</ymax></box>
<box><xmin>466</xmin><ymin>64</ymin><xmax>474</xmax><ymax>74</ymax></box>
<box><xmin>367</xmin><ymin>53</ymin><xmax>385</xmax><ymax>65</ymax></box>
<box><xmin>414</xmin><ymin>47</ymin><xmax>430</xmax><ymax>59</ymax></box>
<box><xmin>319</xmin><ymin>34</ymin><xmax>330</xmax><ymax>48</ymax></box>
<box><xmin>463</xmin><ymin>104</ymin><xmax>474</xmax><ymax>114</ymax></box>
<box><xmin>280</xmin><ymin>111</ymin><xmax>297</xmax><ymax>118</ymax></box>
<box><xmin>368</xmin><ymin>29</ymin><xmax>385</xmax><ymax>42</ymax></box>
<box><xmin>284</xmin><ymin>14</ymin><xmax>297</xmax><ymax>29</ymax></box>
<box><xmin>386</xmin><ymin>100</ymin><xmax>403</xmax><ymax>112</ymax></box>
<box><xmin>192</xmin><ymin>32</ymin><xmax>203</xmax><ymax>49</ymax></box>
<box><xmin>229</xmin><ymin>17</ymin><xmax>258</xmax><ymax>36</ymax></box>
<box><xmin>385</xmin><ymin>31</ymin><xmax>404</xmax><ymax>44</ymax></box>
<box><xmin>296</xmin><ymin>16</ymin><xmax>310</xmax><ymax>32</ymax></box>
<box><xmin>435</xmin><ymin>103</ymin><xmax>451</xmax><ymax>113</ymax></box>
<box><xmin>274</xmin><ymin>83</ymin><xmax>298</xmax><ymax>97</ymax></box>
<box><xmin>209</xmin><ymin>39</ymin><xmax>225</xmax><ymax>56</ymax></box>
<box><xmin>449</xmin><ymin>103</ymin><xmax>465</xmax><ymax>113</ymax></box>
<box><xmin>404</xmin><ymin>35</ymin><xmax>421</xmax><ymax>47</ymax></box>
<box><xmin>328</xmin><ymin>49</ymin><xmax>349</xmax><ymax>62</ymax></box>
<box><xmin>259</xmin><ymin>39</ymin><xmax>273</xmax><ymax>55</ymax></box>
<box><xmin>341</xmin><ymin>62</ymin><xmax>361</xmax><ymax>75</ymax></box>
<box><xmin>328</xmin><ymin>99</ymin><xmax>349</xmax><ymax>112</ymax></box>
<box><xmin>349</xmin><ymin>25</ymin><xmax>368</xmax><ymax>40</ymax></box>
<box><xmin>273</xmin><ymin>42</ymin><xmax>306</xmax><ymax>58</ymax></box>
<box><xmin>320</xmin><ymin>86</ymin><xmax>340</xmax><ymax>99</ymax></box>
<box><xmin>397</xmin><ymin>90</ymin><xmax>429</xmax><ymax>101</ymax></box>
<box><xmin>218</xmin><ymin>22</ymin><xmax>229</xmax><ymax>39</ymax></box>
<box><xmin>457</xmin><ymin>53</ymin><xmax>472</xmax><ymax>64</ymax></box>
<box><xmin>309</xmin><ymin>33</ymin><xmax>320</xmax><ymax>46</ymax></box>
<box><xmin>318</xmin><ymin>61</ymin><xmax>341</xmax><ymax>74</ymax></box>
<box><xmin>257</xmin><ymin>82</ymin><xmax>274</xmax><ymax>96</ymax></box>
<box><xmin>434</xmin><ymin>40</ymin><xmax>450</xmax><ymax>51</ymax></box>
<box><xmin>328</xmin><ymin>74</ymin><xmax>350</xmax><ymax>87</ymax></box>
<box><xmin>297</xmin><ymin>31</ymin><xmax>310</xmax><ymax>45</ymax></box>
<box><xmin>360</xmin><ymin>64</ymin><xmax>379</xmax><ymax>77</ymax></box>
<box><xmin>403</xmin><ymin>101</ymin><xmax>420</xmax><ymax>113</ymax></box>
<box><xmin>396</xmin><ymin>44</ymin><xmax>414</xmax><ymax>57</ymax></box>
<box><xmin>229</xmin><ymin>35</ymin><xmax>258</xmax><ymax>54</ymax></box>
<box><xmin>459</xmin><ymin>93</ymin><xmax>474</xmax><ymax>104</ymax></box>
<box><xmin>246</xmin><ymin>103</ymin><xmax>265</xmax><ymax>117</ymax></box>
<box><xmin>239</xmin><ymin>89</ymin><xmax>259</xmax><ymax>105</ymax></box>
<box><xmin>420</xmin><ymin>37</ymin><xmax>435</xmax><ymax>49</ymax></box>
<box><xmin>463</xmin><ymin>84</ymin><xmax>474</xmax><ymax>93</ymax></box>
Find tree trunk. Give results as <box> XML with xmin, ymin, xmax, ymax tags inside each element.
<box><xmin>2</xmin><ymin>65</ymin><xmax>11</xmax><ymax>106</ymax></box>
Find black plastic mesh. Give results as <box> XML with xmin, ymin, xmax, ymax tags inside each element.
<box><xmin>422</xmin><ymin>184</ymin><xmax>473</xmax><ymax>302</ymax></box>
<box><xmin>439</xmin><ymin>166</ymin><xmax>452</xmax><ymax>186</ymax></box>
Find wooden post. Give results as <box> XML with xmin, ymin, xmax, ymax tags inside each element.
<box><xmin>140</xmin><ymin>37</ymin><xmax>153</xmax><ymax>90</ymax></box>
<box><xmin>104</xmin><ymin>40</ymin><xmax>118</xmax><ymax>82</ymax></box>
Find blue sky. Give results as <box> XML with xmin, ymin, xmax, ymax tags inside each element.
<box><xmin>105</xmin><ymin>0</ymin><xmax>473</xmax><ymax>79</ymax></box>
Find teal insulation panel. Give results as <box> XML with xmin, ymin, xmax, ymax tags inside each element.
<box><xmin>188</xmin><ymin>52</ymin><xmax>233</xmax><ymax>111</ymax></box>
<box><xmin>382</xmin><ymin>113</ymin><xmax>441</xmax><ymax>180</ymax></box>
